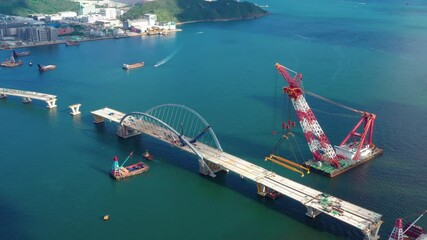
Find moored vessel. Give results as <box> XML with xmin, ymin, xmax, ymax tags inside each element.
<box><xmin>143</xmin><ymin>150</ymin><xmax>154</xmax><ymax>161</ymax></box>
<box><xmin>110</xmin><ymin>152</ymin><xmax>149</xmax><ymax>180</ymax></box>
<box><xmin>38</xmin><ymin>64</ymin><xmax>56</xmax><ymax>72</ymax></box>
<box><xmin>65</xmin><ymin>40</ymin><xmax>80</xmax><ymax>46</ymax></box>
<box><xmin>123</xmin><ymin>62</ymin><xmax>144</xmax><ymax>70</ymax></box>
<box><xmin>12</xmin><ymin>50</ymin><xmax>30</xmax><ymax>58</ymax></box>
<box><xmin>1</xmin><ymin>55</ymin><xmax>23</xmax><ymax>68</ymax></box>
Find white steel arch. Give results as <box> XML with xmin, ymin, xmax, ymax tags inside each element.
<box><xmin>119</xmin><ymin>111</ymin><xmax>216</xmax><ymax>176</ymax></box>
<box><xmin>146</xmin><ymin>104</ymin><xmax>223</xmax><ymax>151</ymax></box>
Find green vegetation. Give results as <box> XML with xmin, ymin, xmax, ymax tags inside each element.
<box><xmin>121</xmin><ymin>0</ymin><xmax>268</xmax><ymax>23</ymax></box>
<box><xmin>0</xmin><ymin>0</ymin><xmax>79</xmax><ymax>16</ymax></box>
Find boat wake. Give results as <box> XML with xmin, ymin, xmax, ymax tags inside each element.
<box><xmin>195</xmin><ymin>31</ymin><xmax>204</xmax><ymax>34</ymax></box>
<box><xmin>154</xmin><ymin>48</ymin><xmax>180</xmax><ymax>67</ymax></box>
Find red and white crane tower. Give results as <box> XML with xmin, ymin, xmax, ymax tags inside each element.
<box><xmin>275</xmin><ymin>63</ymin><xmax>379</xmax><ymax>171</ymax></box>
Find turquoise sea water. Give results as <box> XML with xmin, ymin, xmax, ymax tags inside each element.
<box><xmin>1</xmin><ymin>1</ymin><xmax>426</xmax><ymax>239</ymax></box>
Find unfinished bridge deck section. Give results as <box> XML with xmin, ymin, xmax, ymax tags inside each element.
<box><xmin>91</xmin><ymin>107</ymin><xmax>382</xmax><ymax>240</ymax></box>
<box><xmin>0</xmin><ymin>87</ymin><xmax>57</xmax><ymax>108</ymax></box>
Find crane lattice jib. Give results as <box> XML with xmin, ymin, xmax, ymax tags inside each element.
<box><xmin>276</xmin><ymin>63</ymin><xmax>340</xmax><ymax>168</ymax></box>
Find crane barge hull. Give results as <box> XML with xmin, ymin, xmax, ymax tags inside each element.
<box><xmin>305</xmin><ymin>147</ymin><xmax>383</xmax><ymax>177</ymax></box>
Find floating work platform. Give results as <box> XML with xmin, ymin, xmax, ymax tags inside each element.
<box><xmin>0</xmin><ymin>87</ymin><xmax>57</xmax><ymax>108</ymax></box>
<box><xmin>111</xmin><ymin>162</ymin><xmax>149</xmax><ymax>180</ymax></box>
<box><xmin>305</xmin><ymin>147</ymin><xmax>384</xmax><ymax>177</ymax></box>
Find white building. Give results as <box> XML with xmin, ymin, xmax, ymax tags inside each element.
<box><xmin>45</xmin><ymin>15</ymin><xmax>61</xmax><ymax>22</ymax></box>
<box><xmin>80</xmin><ymin>3</ymin><xmax>97</xmax><ymax>15</ymax></box>
<box><xmin>59</xmin><ymin>11</ymin><xmax>78</xmax><ymax>18</ymax></box>
<box><xmin>103</xmin><ymin>8</ymin><xmax>117</xmax><ymax>19</ymax></box>
<box><xmin>144</xmin><ymin>14</ymin><xmax>157</xmax><ymax>26</ymax></box>
<box><xmin>157</xmin><ymin>21</ymin><xmax>177</xmax><ymax>30</ymax></box>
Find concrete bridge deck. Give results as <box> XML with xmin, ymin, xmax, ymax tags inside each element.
<box><xmin>0</xmin><ymin>87</ymin><xmax>57</xmax><ymax>108</ymax></box>
<box><xmin>91</xmin><ymin>107</ymin><xmax>383</xmax><ymax>240</ymax></box>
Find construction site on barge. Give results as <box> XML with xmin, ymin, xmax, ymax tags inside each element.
<box><xmin>268</xmin><ymin>63</ymin><xmax>383</xmax><ymax>177</ymax></box>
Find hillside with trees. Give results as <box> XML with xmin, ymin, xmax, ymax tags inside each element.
<box><xmin>0</xmin><ymin>0</ymin><xmax>79</xmax><ymax>16</ymax></box>
<box><xmin>122</xmin><ymin>0</ymin><xmax>268</xmax><ymax>23</ymax></box>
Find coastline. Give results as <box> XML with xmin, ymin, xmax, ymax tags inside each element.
<box><xmin>0</xmin><ymin>29</ymin><xmax>182</xmax><ymax>51</ymax></box>
<box><xmin>0</xmin><ymin>13</ymin><xmax>268</xmax><ymax>51</ymax></box>
<box><xmin>176</xmin><ymin>13</ymin><xmax>270</xmax><ymax>25</ymax></box>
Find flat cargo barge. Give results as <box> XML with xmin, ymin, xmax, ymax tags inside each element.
<box><xmin>305</xmin><ymin>147</ymin><xmax>383</xmax><ymax>177</ymax></box>
<box><xmin>111</xmin><ymin>160</ymin><xmax>149</xmax><ymax>180</ymax></box>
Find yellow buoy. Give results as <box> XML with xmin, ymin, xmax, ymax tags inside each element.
<box><xmin>103</xmin><ymin>215</ymin><xmax>109</xmax><ymax>221</ymax></box>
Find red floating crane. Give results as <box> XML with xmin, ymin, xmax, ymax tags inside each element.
<box><xmin>275</xmin><ymin>63</ymin><xmax>383</xmax><ymax>177</ymax></box>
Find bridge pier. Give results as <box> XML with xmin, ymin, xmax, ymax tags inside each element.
<box><xmin>46</xmin><ymin>99</ymin><xmax>57</xmax><ymax>109</ymax></box>
<box><xmin>256</xmin><ymin>183</ymin><xmax>268</xmax><ymax>196</ymax></box>
<box><xmin>117</xmin><ymin>125</ymin><xmax>141</xmax><ymax>138</ymax></box>
<box><xmin>198</xmin><ymin>159</ymin><xmax>218</xmax><ymax>177</ymax></box>
<box><xmin>22</xmin><ymin>97</ymin><xmax>32</xmax><ymax>104</ymax></box>
<box><xmin>69</xmin><ymin>104</ymin><xmax>81</xmax><ymax>115</ymax></box>
<box><xmin>363</xmin><ymin>221</ymin><xmax>382</xmax><ymax>240</ymax></box>
<box><xmin>305</xmin><ymin>206</ymin><xmax>321</xmax><ymax>218</ymax></box>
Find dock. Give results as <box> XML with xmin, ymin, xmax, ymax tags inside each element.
<box><xmin>0</xmin><ymin>88</ymin><xmax>57</xmax><ymax>108</ymax></box>
<box><xmin>91</xmin><ymin>106</ymin><xmax>383</xmax><ymax>240</ymax></box>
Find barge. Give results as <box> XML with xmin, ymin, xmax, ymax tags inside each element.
<box><xmin>110</xmin><ymin>154</ymin><xmax>149</xmax><ymax>180</ymax></box>
<box><xmin>38</xmin><ymin>64</ymin><xmax>56</xmax><ymax>72</ymax></box>
<box><xmin>305</xmin><ymin>145</ymin><xmax>383</xmax><ymax>177</ymax></box>
<box><xmin>123</xmin><ymin>62</ymin><xmax>144</xmax><ymax>70</ymax></box>
<box><xmin>65</xmin><ymin>40</ymin><xmax>80</xmax><ymax>46</ymax></box>
<box><xmin>1</xmin><ymin>55</ymin><xmax>23</xmax><ymax>68</ymax></box>
<box><xmin>13</xmin><ymin>50</ymin><xmax>30</xmax><ymax>58</ymax></box>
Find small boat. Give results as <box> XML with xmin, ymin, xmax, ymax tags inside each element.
<box><xmin>29</xmin><ymin>62</ymin><xmax>33</xmax><ymax>66</ymax></box>
<box><xmin>38</xmin><ymin>64</ymin><xmax>56</xmax><ymax>72</ymax></box>
<box><xmin>123</xmin><ymin>62</ymin><xmax>144</xmax><ymax>70</ymax></box>
<box><xmin>65</xmin><ymin>40</ymin><xmax>80</xmax><ymax>46</ymax></box>
<box><xmin>110</xmin><ymin>153</ymin><xmax>149</xmax><ymax>180</ymax></box>
<box><xmin>1</xmin><ymin>55</ymin><xmax>23</xmax><ymax>68</ymax></box>
<box><xmin>13</xmin><ymin>50</ymin><xmax>30</xmax><ymax>58</ymax></box>
<box><xmin>267</xmin><ymin>190</ymin><xmax>282</xmax><ymax>200</ymax></box>
<box><xmin>143</xmin><ymin>150</ymin><xmax>154</xmax><ymax>161</ymax></box>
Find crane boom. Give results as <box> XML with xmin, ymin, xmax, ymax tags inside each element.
<box><xmin>275</xmin><ymin>63</ymin><xmax>340</xmax><ymax>168</ymax></box>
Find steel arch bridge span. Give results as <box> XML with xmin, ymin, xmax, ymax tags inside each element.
<box><xmin>119</xmin><ymin>111</ymin><xmax>219</xmax><ymax>177</ymax></box>
<box><xmin>145</xmin><ymin>104</ymin><xmax>223</xmax><ymax>152</ymax></box>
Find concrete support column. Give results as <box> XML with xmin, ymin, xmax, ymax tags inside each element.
<box><xmin>256</xmin><ymin>183</ymin><xmax>268</xmax><ymax>196</ymax></box>
<box><xmin>69</xmin><ymin>104</ymin><xmax>81</xmax><ymax>115</ymax></box>
<box><xmin>305</xmin><ymin>206</ymin><xmax>321</xmax><ymax>218</ymax></box>
<box><xmin>46</xmin><ymin>99</ymin><xmax>57</xmax><ymax>108</ymax></box>
<box><xmin>92</xmin><ymin>115</ymin><xmax>105</xmax><ymax>123</ymax></box>
<box><xmin>117</xmin><ymin>125</ymin><xmax>140</xmax><ymax>138</ymax></box>
<box><xmin>363</xmin><ymin>221</ymin><xmax>382</xmax><ymax>240</ymax></box>
<box><xmin>198</xmin><ymin>158</ymin><xmax>216</xmax><ymax>177</ymax></box>
<box><xmin>22</xmin><ymin>97</ymin><xmax>32</xmax><ymax>103</ymax></box>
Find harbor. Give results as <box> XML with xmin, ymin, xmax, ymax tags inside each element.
<box><xmin>0</xmin><ymin>2</ymin><xmax>426</xmax><ymax>239</ymax></box>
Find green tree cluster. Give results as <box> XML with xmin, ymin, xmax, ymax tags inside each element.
<box><xmin>0</xmin><ymin>0</ymin><xmax>79</xmax><ymax>16</ymax></box>
<box><xmin>121</xmin><ymin>0</ymin><xmax>267</xmax><ymax>23</ymax></box>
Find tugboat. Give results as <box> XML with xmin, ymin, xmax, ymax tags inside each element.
<box><xmin>143</xmin><ymin>150</ymin><xmax>154</xmax><ymax>161</ymax></box>
<box><xmin>1</xmin><ymin>55</ymin><xmax>23</xmax><ymax>68</ymax></box>
<box><xmin>111</xmin><ymin>152</ymin><xmax>149</xmax><ymax>180</ymax></box>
